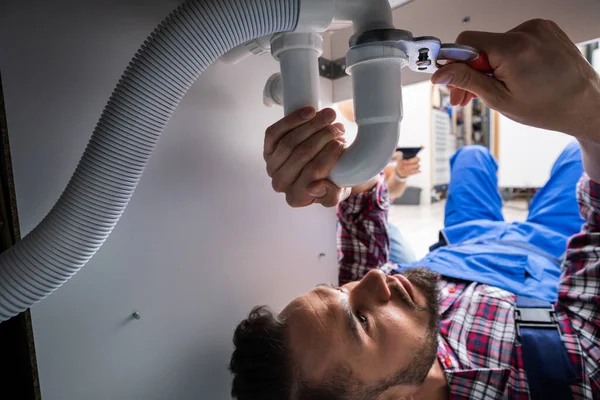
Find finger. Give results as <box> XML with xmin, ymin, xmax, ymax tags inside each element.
<box><xmin>399</xmin><ymin>165</ymin><xmax>420</xmax><ymax>174</ymax></box>
<box><xmin>289</xmin><ymin>141</ymin><xmax>344</xmax><ymax>207</ymax></box>
<box><xmin>399</xmin><ymin>165</ymin><xmax>420</xmax><ymax>176</ymax></box>
<box><xmin>450</xmin><ymin>88</ymin><xmax>473</xmax><ymax>107</ymax></box>
<box><xmin>401</xmin><ymin>160</ymin><xmax>421</xmax><ymax>169</ymax></box>
<box><xmin>270</xmin><ymin>125</ymin><xmax>343</xmax><ymax>193</ymax></box>
<box><xmin>432</xmin><ymin>63</ymin><xmax>509</xmax><ymax>108</ymax></box>
<box><xmin>402</xmin><ymin>157</ymin><xmax>420</xmax><ymax>165</ymax></box>
<box><xmin>332</xmin><ymin>122</ymin><xmax>345</xmax><ymax>133</ymax></box>
<box><xmin>460</xmin><ymin>92</ymin><xmax>475</xmax><ymax>107</ymax></box>
<box><xmin>266</xmin><ymin>108</ymin><xmax>337</xmax><ymax>176</ymax></box>
<box><xmin>308</xmin><ymin>180</ymin><xmax>345</xmax><ymax>208</ymax></box>
<box><xmin>264</xmin><ymin>107</ymin><xmax>316</xmax><ymax>156</ymax></box>
<box><xmin>284</xmin><ymin>192</ymin><xmax>315</xmax><ymax>208</ymax></box>
<box><xmin>449</xmin><ymin>87</ymin><xmax>468</xmax><ymax>106</ymax></box>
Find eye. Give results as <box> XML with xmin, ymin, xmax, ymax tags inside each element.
<box><xmin>356</xmin><ymin>312</ymin><xmax>368</xmax><ymax>328</ymax></box>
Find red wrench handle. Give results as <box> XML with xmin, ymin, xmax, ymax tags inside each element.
<box><xmin>468</xmin><ymin>52</ymin><xmax>493</xmax><ymax>74</ymax></box>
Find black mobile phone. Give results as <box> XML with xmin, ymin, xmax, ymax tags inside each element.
<box><xmin>396</xmin><ymin>147</ymin><xmax>422</xmax><ymax>160</ymax></box>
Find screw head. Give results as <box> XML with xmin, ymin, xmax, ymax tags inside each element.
<box><xmin>132</xmin><ymin>312</ymin><xmax>141</xmax><ymax>320</ymax></box>
<box><xmin>462</xmin><ymin>16</ymin><xmax>471</xmax><ymax>24</ymax></box>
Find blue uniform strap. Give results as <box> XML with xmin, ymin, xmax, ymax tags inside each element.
<box><xmin>515</xmin><ymin>295</ymin><xmax>578</xmax><ymax>399</ymax></box>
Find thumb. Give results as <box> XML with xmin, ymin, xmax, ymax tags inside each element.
<box><xmin>431</xmin><ymin>63</ymin><xmax>507</xmax><ymax>106</ymax></box>
<box><xmin>307</xmin><ymin>180</ymin><xmax>348</xmax><ymax>208</ymax></box>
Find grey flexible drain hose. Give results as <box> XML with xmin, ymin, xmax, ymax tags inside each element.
<box><xmin>0</xmin><ymin>0</ymin><xmax>300</xmax><ymax>321</ymax></box>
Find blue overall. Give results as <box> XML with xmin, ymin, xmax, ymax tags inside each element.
<box><xmin>396</xmin><ymin>142</ymin><xmax>584</xmax><ymax>302</ymax></box>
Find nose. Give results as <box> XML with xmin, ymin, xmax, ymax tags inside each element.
<box><xmin>350</xmin><ymin>269</ymin><xmax>391</xmax><ymax>307</ymax></box>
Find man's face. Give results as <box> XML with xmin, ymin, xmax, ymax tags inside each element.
<box><xmin>281</xmin><ymin>268</ymin><xmax>440</xmax><ymax>393</ymax></box>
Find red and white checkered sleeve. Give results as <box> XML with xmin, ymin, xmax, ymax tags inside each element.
<box><xmin>557</xmin><ymin>173</ymin><xmax>600</xmax><ymax>395</ymax></box>
<box><xmin>336</xmin><ymin>173</ymin><xmax>395</xmax><ymax>285</ymax></box>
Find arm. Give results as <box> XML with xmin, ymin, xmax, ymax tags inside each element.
<box><xmin>433</xmin><ymin>20</ymin><xmax>600</xmax><ymax>392</ymax></box>
<box><xmin>579</xmin><ymin>138</ymin><xmax>600</xmax><ymax>183</ymax></box>
<box><xmin>384</xmin><ymin>154</ymin><xmax>421</xmax><ymax>201</ymax></box>
<box><xmin>556</xmin><ymin>174</ymin><xmax>600</xmax><ymax>395</ymax></box>
<box><xmin>337</xmin><ymin>173</ymin><xmax>396</xmax><ymax>285</ymax></box>
<box><xmin>384</xmin><ymin>164</ymin><xmax>408</xmax><ymax>201</ymax></box>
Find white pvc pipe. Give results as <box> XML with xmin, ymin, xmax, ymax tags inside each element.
<box><xmin>293</xmin><ymin>0</ymin><xmax>402</xmax><ymax>187</ymax></box>
<box><xmin>271</xmin><ymin>33</ymin><xmax>323</xmax><ymax>115</ymax></box>
<box><xmin>329</xmin><ymin>43</ymin><xmax>407</xmax><ymax>186</ymax></box>
<box><xmin>333</xmin><ymin>0</ymin><xmax>394</xmax><ymax>33</ymax></box>
<box><xmin>296</xmin><ymin>0</ymin><xmax>336</xmax><ymax>32</ymax></box>
<box><xmin>279</xmin><ymin>50</ymin><xmax>320</xmax><ymax>114</ymax></box>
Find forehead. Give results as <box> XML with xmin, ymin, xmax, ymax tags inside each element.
<box><xmin>281</xmin><ymin>289</ymin><xmax>347</xmax><ymax>379</ymax></box>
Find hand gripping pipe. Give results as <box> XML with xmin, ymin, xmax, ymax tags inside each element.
<box><xmin>225</xmin><ymin>0</ymin><xmax>404</xmax><ymax>187</ymax></box>
<box><xmin>0</xmin><ymin>0</ymin><xmax>401</xmax><ymax>321</ymax></box>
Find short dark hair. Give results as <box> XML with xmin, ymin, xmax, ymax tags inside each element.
<box><xmin>229</xmin><ymin>306</ymin><xmax>357</xmax><ymax>400</ymax></box>
<box><xmin>229</xmin><ymin>306</ymin><xmax>291</xmax><ymax>399</ymax></box>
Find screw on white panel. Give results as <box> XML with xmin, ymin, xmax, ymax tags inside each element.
<box><xmin>131</xmin><ymin>312</ymin><xmax>141</xmax><ymax>320</ymax></box>
<box><xmin>319</xmin><ymin>253</ymin><xmax>326</xmax><ymax>259</ymax></box>
<box><xmin>463</xmin><ymin>16</ymin><xmax>471</xmax><ymax>24</ymax></box>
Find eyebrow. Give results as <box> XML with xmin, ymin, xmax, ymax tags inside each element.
<box><xmin>316</xmin><ymin>284</ymin><xmax>362</xmax><ymax>345</ymax></box>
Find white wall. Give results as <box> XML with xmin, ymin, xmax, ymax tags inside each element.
<box><xmin>399</xmin><ymin>81</ymin><xmax>433</xmax><ymax>204</ymax></box>
<box><xmin>0</xmin><ymin>1</ymin><xmax>338</xmax><ymax>399</ymax></box>
<box><xmin>498</xmin><ymin>115</ymin><xmax>573</xmax><ymax>188</ymax></box>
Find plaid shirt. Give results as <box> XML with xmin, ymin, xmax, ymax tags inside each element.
<box><xmin>337</xmin><ymin>173</ymin><xmax>599</xmax><ymax>399</ymax></box>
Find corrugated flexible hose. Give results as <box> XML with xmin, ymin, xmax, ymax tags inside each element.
<box><xmin>0</xmin><ymin>0</ymin><xmax>300</xmax><ymax>321</ymax></box>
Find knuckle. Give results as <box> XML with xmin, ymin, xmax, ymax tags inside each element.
<box><xmin>275</xmin><ymin>137</ymin><xmax>295</xmax><ymax>158</ymax></box>
<box><xmin>306</xmin><ymin>161</ymin><xmax>326</xmax><ymax>180</ymax></box>
<box><xmin>455</xmin><ymin>30</ymin><xmax>476</xmax><ymax>45</ymax></box>
<box><xmin>525</xmin><ymin>18</ymin><xmax>548</xmax><ymax>30</ymax></box>
<box><xmin>271</xmin><ymin>178</ymin><xmax>285</xmax><ymax>193</ymax></box>
<box><xmin>323</xmin><ymin>125</ymin><xmax>337</xmax><ymax>137</ymax></box>
<box><xmin>265</xmin><ymin>125</ymin><xmax>277</xmax><ymax>141</ymax></box>
<box><xmin>286</xmin><ymin>194</ymin><xmax>304</xmax><ymax>208</ymax></box>
<box><xmin>291</xmin><ymin>142</ymin><xmax>313</xmax><ymax>162</ymax></box>
<box><xmin>309</xmin><ymin>113</ymin><xmax>328</xmax><ymax>130</ymax></box>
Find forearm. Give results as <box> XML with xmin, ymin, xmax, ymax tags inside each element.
<box><xmin>573</xmin><ymin>80</ymin><xmax>600</xmax><ymax>181</ymax></box>
<box><xmin>579</xmin><ymin>138</ymin><xmax>600</xmax><ymax>183</ymax></box>
<box><xmin>386</xmin><ymin>175</ymin><xmax>408</xmax><ymax>200</ymax></box>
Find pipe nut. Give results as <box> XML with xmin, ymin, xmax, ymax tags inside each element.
<box><xmin>271</xmin><ymin>32</ymin><xmax>324</xmax><ymax>61</ymax></box>
<box><xmin>346</xmin><ymin>42</ymin><xmax>408</xmax><ymax>74</ymax></box>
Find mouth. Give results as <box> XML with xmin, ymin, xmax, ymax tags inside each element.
<box><xmin>390</xmin><ymin>274</ymin><xmax>416</xmax><ymax>305</ymax></box>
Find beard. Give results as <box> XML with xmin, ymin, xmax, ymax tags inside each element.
<box><xmin>369</xmin><ymin>267</ymin><xmax>441</xmax><ymax>396</ymax></box>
